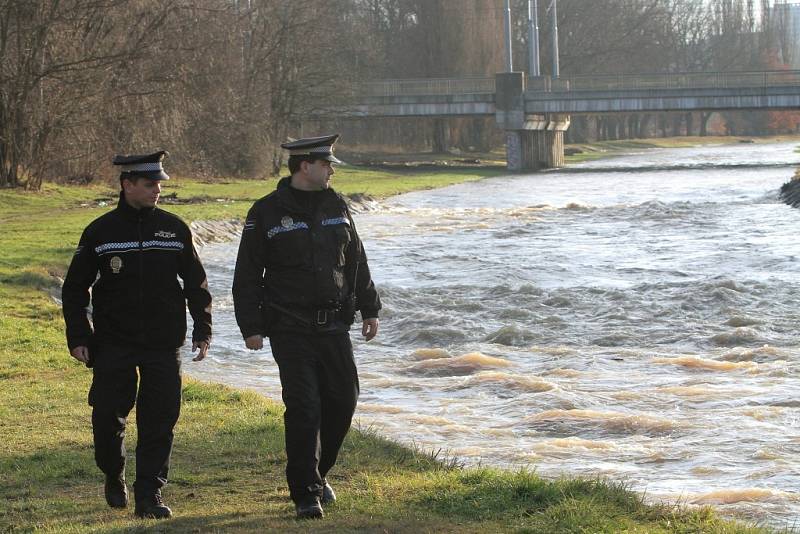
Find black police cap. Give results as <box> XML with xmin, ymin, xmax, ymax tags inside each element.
<box><xmin>112</xmin><ymin>150</ymin><xmax>170</xmax><ymax>180</ymax></box>
<box><xmin>281</xmin><ymin>134</ymin><xmax>342</xmax><ymax>164</ymax></box>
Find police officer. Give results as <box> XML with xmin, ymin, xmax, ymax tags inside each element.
<box><xmin>232</xmin><ymin>134</ymin><xmax>380</xmax><ymax>519</ymax></box>
<box><xmin>62</xmin><ymin>151</ymin><xmax>212</xmax><ymax>520</ymax></box>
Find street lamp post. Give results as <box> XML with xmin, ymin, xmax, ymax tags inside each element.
<box><xmin>504</xmin><ymin>0</ymin><xmax>513</xmax><ymax>72</ymax></box>
<box><xmin>528</xmin><ymin>0</ymin><xmax>540</xmax><ymax>76</ymax></box>
<box><xmin>551</xmin><ymin>0</ymin><xmax>560</xmax><ymax>78</ymax></box>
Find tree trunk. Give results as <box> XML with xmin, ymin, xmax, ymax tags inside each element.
<box><xmin>672</xmin><ymin>114</ymin><xmax>683</xmax><ymax>136</ymax></box>
<box><xmin>629</xmin><ymin>115</ymin><xmax>639</xmax><ymax>139</ymax></box>
<box><xmin>700</xmin><ymin>112</ymin><xmax>713</xmax><ymax>136</ymax></box>
<box><xmin>639</xmin><ymin>114</ymin><xmax>652</xmax><ymax>138</ymax></box>
<box><xmin>431</xmin><ymin>119</ymin><xmax>449</xmax><ymax>153</ymax></box>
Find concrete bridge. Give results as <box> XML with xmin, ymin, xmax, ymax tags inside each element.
<box><xmin>345</xmin><ymin>70</ymin><xmax>800</xmax><ymax>170</ymax></box>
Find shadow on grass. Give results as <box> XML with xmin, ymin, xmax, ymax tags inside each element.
<box><xmin>99</xmin><ymin>513</ymin><xmax>440</xmax><ymax>534</ymax></box>
<box><xmin>0</xmin><ymin>378</ymin><xmax>771</xmax><ymax>533</ymax></box>
<box><xmin>0</xmin><ymin>428</ymin><xmax>773</xmax><ymax>534</ymax></box>
<box><xmin>0</xmin><ymin>387</ymin><xmax>456</xmax><ymax>533</ymax></box>
<box><xmin>0</xmin><ymin>269</ymin><xmax>59</xmax><ymax>290</ymax></box>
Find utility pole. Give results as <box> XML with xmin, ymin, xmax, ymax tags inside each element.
<box><xmin>504</xmin><ymin>0</ymin><xmax>513</xmax><ymax>72</ymax></box>
<box><xmin>528</xmin><ymin>0</ymin><xmax>541</xmax><ymax>76</ymax></box>
<box><xmin>551</xmin><ymin>0</ymin><xmax>560</xmax><ymax>78</ymax></box>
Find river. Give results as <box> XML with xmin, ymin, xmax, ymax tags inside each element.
<box><xmin>186</xmin><ymin>140</ymin><xmax>800</xmax><ymax>527</ymax></box>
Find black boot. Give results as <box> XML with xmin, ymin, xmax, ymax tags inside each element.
<box><xmin>104</xmin><ymin>474</ymin><xmax>128</xmax><ymax>508</ymax></box>
<box><xmin>134</xmin><ymin>491</ymin><xmax>172</xmax><ymax>519</ymax></box>
<box><xmin>321</xmin><ymin>480</ymin><xmax>336</xmax><ymax>505</ymax></box>
<box><xmin>295</xmin><ymin>495</ymin><xmax>323</xmax><ymax>519</ymax></box>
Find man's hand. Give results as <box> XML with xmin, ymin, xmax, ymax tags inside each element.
<box><xmin>245</xmin><ymin>334</ymin><xmax>264</xmax><ymax>351</ymax></box>
<box><xmin>70</xmin><ymin>346</ymin><xmax>90</xmax><ymax>364</ymax></box>
<box><xmin>362</xmin><ymin>318</ymin><xmax>379</xmax><ymax>341</ymax></box>
<box><xmin>192</xmin><ymin>340</ymin><xmax>210</xmax><ymax>362</ymax></box>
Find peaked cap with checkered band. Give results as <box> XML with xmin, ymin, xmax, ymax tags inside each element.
<box><xmin>280</xmin><ymin>134</ymin><xmax>342</xmax><ymax>164</ymax></box>
<box><xmin>112</xmin><ymin>150</ymin><xmax>170</xmax><ymax>180</ymax></box>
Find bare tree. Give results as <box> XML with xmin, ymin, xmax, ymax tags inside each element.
<box><xmin>0</xmin><ymin>0</ymin><xmax>177</xmax><ymax>189</ymax></box>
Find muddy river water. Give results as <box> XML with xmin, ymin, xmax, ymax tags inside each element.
<box><xmin>186</xmin><ymin>141</ymin><xmax>800</xmax><ymax>527</ymax></box>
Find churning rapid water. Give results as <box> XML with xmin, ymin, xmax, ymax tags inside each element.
<box><xmin>186</xmin><ymin>141</ymin><xmax>800</xmax><ymax>527</ymax></box>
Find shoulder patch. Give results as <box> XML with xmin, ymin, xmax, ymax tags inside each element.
<box><xmin>321</xmin><ymin>217</ymin><xmax>349</xmax><ymax>227</ymax></box>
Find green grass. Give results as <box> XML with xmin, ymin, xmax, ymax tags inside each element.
<box><xmin>0</xmin><ymin>164</ymin><xmax>777</xmax><ymax>532</ymax></box>
<box><xmin>170</xmin><ymin>165</ymin><xmax>505</xmax><ymax>200</ymax></box>
<box><xmin>0</xmin><ymin>166</ymin><xmax>504</xmax><ymax>285</ymax></box>
<box><xmin>565</xmin><ymin>134</ymin><xmax>800</xmax><ymax>164</ymax></box>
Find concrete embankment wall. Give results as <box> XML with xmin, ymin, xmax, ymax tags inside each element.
<box><xmin>190</xmin><ymin>219</ymin><xmax>242</xmax><ymax>247</ymax></box>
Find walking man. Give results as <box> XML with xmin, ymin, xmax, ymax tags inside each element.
<box><xmin>232</xmin><ymin>134</ymin><xmax>381</xmax><ymax>519</ymax></box>
<box><xmin>62</xmin><ymin>151</ymin><xmax>212</xmax><ymax>519</ymax></box>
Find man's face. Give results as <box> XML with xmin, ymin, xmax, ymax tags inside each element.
<box><xmin>123</xmin><ymin>177</ymin><xmax>161</xmax><ymax>209</ymax></box>
<box><xmin>303</xmin><ymin>159</ymin><xmax>335</xmax><ymax>190</ymax></box>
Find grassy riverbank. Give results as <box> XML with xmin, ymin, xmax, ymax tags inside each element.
<box><xmin>0</xmin><ymin>165</ymin><xmax>773</xmax><ymax>532</ymax></box>
<box><xmin>565</xmin><ymin>134</ymin><xmax>800</xmax><ymax>163</ymax></box>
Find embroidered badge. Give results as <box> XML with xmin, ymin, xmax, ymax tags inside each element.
<box><xmin>281</xmin><ymin>216</ymin><xmax>293</xmax><ymax>228</ymax></box>
<box><xmin>154</xmin><ymin>230</ymin><xmax>176</xmax><ymax>238</ymax></box>
<box><xmin>110</xmin><ymin>256</ymin><xmax>123</xmax><ymax>274</ymax></box>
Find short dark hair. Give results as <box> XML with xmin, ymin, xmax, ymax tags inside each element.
<box><xmin>288</xmin><ymin>155</ymin><xmax>325</xmax><ymax>175</ymax></box>
<box><xmin>288</xmin><ymin>155</ymin><xmax>309</xmax><ymax>174</ymax></box>
<box><xmin>119</xmin><ymin>172</ymin><xmax>143</xmax><ymax>186</ymax></box>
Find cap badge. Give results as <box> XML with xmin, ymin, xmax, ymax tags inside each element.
<box><xmin>110</xmin><ymin>256</ymin><xmax>123</xmax><ymax>274</ymax></box>
<box><xmin>281</xmin><ymin>216</ymin><xmax>294</xmax><ymax>228</ymax></box>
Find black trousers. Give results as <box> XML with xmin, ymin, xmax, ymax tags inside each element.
<box><xmin>88</xmin><ymin>344</ymin><xmax>181</xmax><ymax>499</ymax></box>
<box><xmin>269</xmin><ymin>333</ymin><xmax>359</xmax><ymax>503</ymax></box>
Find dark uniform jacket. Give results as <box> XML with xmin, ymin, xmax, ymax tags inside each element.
<box><xmin>232</xmin><ymin>177</ymin><xmax>381</xmax><ymax>338</ymax></box>
<box><xmin>62</xmin><ymin>194</ymin><xmax>212</xmax><ymax>352</ymax></box>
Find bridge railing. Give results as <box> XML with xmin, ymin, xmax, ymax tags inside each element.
<box><xmin>529</xmin><ymin>70</ymin><xmax>800</xmax><ymax>92</ymax></box>
<box><xmin>354</xmin><ymin>70</ymin><xmax>800</xmax><ymax>97</ymax></box>
<box><xmin>357</xmin><ymin>77</ymin><xmax>496</xmax><ymax>97</ymax></box>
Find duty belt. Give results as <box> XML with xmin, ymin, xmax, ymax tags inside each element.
<box><xmin>315</xmin><ymin>308</ymin><xmax>335</xmax><ymax>326</ymax></box>
<box><xmin>269</xmin><ymin>302</ymin><xmax>342</xmax><ymax>328</ymax></box>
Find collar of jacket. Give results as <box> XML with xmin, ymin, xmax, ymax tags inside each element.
<box><xmin>116</xmin><ymin>191</ymin><xmax>155</xmax><ymax>221</ymax></box>
<box><xmin>276</xmin><ymin>176</ymin><xmax>339</xmax><ymax>216</ymax></box>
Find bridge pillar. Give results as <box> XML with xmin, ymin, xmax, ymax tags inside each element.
<box><xmin>505</xmin><ymin>115</ymin><xmax>570</xmax><ymax>171</ymax></box>
<box><xmin>495</xmin><ymin>73</ymin><xmax>569</xmax><ymax>171</ymax></box>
